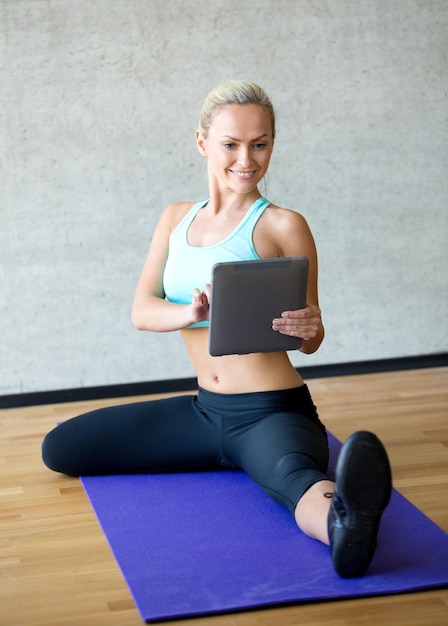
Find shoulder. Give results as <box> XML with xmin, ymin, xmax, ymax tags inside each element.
<box><xmin>255</xmin><ymin>204</ymin><xmax>315</xmax><ymax>258</ymax></box>
<box><xmin>265</xmin><ymin>204</ymin><xmax>308</xmax><ymax>228</ymax></box>
<box><xmin>157</xmin><ymin>200</ymin><xmax>200</xmax><ymax>232</ymax></box>
<box><xmin>162</xmin><ymin>200</ymin><xmax>197</xmax><ymax>221</ymax></box>
<box><xmin>263</xmin><ymin>204</ymin><xmax>311</xmax><ymax>236</ymax></box>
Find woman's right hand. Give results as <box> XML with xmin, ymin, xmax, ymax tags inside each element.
<box><xmin>189</xmin><ymin>284</ymin><xmax>211</xmax><ymax>324</ymax></box>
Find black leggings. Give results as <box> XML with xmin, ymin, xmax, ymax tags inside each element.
<box><xmin>42</xmin><ymin>384</ymin><xmax>330</xmax><ymax>515</ymax></box>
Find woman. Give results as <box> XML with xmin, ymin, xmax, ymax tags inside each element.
<box><xmin>42</xmin><ymin>80</ymin><xmax>392</xmax><ymax>578</ymax></box>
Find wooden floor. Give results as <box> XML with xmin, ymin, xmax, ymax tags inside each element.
<box><xmin>1</xmin><ymin>367</ymin><xmax>448</xmax><ymax>626</ymax></box>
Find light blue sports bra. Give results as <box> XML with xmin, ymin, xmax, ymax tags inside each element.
<box><xmin>163</xmin><ymin>196</ymin><xmax>271</xmax><ymax>327</ymax></box>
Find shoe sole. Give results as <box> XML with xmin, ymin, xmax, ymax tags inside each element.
<box><xmin>332</xmin><ymin>431</ymin><xmax>392</xmax><ymax>577</ymax></box>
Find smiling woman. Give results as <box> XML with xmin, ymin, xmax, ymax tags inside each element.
<box><xmin>42</xmin><ymin>80</ymin><xmax>392</xmax><ymax>579</ymax></box>
<box><xmin>196</xmin><ymin>103</ymin><xmax>273</xmax><ymax>197</ymax></box>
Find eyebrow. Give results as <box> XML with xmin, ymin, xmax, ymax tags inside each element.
<box><xmin>221</xmin><ymin>134</ymin><xmax>269</xmax><ymax>141</ymax></box>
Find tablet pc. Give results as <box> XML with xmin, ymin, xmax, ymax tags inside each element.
<box><xmin>208</xmin><ymin>256</ymin><xmax>309</xmax><ymax>356</ymax></box>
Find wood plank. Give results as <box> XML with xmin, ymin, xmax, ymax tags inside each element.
<box><xmin>1</xmin><ymin>367</ymin><xmax>447</xmax><ymax>625</ymax></box>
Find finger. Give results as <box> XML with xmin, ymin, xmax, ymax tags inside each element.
<box><xmin>272</xmin><ymin>317</ymin><xmax>319</xmax><ymax>337</ymax></box>
<box><xmin>273</xmin><ymin>315</ymin><xmax>315</xmax><ymax>328</ymax></box>
<box><xmin>203</xmin><ymin>283</ymin><xmax>211</xmax><ymax>300</ymax></box>
<box><xmin>192</xmin><ymin>288</ymin><xmax>202</xmax><ymax>302</ymax></box>
<box><xmin>275</xmin><ymin>327</ymin><xmax>317</xmax><ymax>340</ymax></box>
<box><xmin>281</xmin><ymin>307</ymin><xmax>314</xmax><ymax>320</ymax></box>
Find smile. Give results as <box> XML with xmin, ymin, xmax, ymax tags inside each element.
<box><xmin>230</xmin><ymin>170</ymin><xmax>256</xmax><ymax>179</ymax></box>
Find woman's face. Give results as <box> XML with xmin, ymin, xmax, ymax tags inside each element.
<box><xmin>197</xmin><ymin>104</ymin><xmax>274</xmax><ymax>195</ymax></box>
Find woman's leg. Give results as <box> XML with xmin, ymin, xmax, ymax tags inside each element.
<box><xmin>198</xmin><ymin>385</ymin><xmax>331</xmax><ymax>520</ymax></box>
<box><xmin>42</xmin><ymin>394</ymin><xmax>221</xmax><ymax>476</ymax></box>
<box><xmin>229</xmin><ymin>408</ymin><xmax>330</xmax><ymax>519</ymax></box>
<box><xmin>232</xmin><ymin>405</ymin><xmax>392</xmax><ymax>578</ymax></box>
<box><xmin>294</xmin><ymin>480</ymin><xmax>334</xmax><ymax>544</ymax></box>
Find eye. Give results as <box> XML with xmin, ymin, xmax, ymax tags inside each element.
<box><xmin>253</xmin><ymin>143</ymin><xmax>266</xmax><ymax>150</ymax></box>
<box><xmin>223</xmin><ymin>142</ymin><xmax>236</xmax><ymax>149</ymax></box>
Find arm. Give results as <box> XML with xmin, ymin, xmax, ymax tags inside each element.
<box><xmin>269</xmin><ymin>210</ymin><xmax>325</xmax><ymax>354</ymax></box>
<box><xmin>131</xmin><ymin>203</ymin><xmax>210</xmax><ymax>332</ymax></box>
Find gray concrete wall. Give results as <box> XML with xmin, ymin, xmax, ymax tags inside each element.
<box><xmin>1</xmin><ymin>0</ymin><xmax>447</xmax><ymax>394</ymax></box>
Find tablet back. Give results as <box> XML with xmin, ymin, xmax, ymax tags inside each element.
<box><xmin>208</xmin><ymin>256</ymin><xmax>309</xmax><ymax>356</ymax></box>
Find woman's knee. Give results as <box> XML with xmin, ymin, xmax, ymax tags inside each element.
<box><xmin>41</xmin><ymin>426</ymin><xmax>78</xmax><ymax>476</ymax></box>
<box><xmin>41</xmin><ymin>411</ymin><xmax>106</xmax><ymax>475</ymax></box>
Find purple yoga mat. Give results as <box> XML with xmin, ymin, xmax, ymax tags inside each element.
<box><xmin>81</xmin><ymin>433</ymin><xmax>448</xmax><ymax>623</ymax></box>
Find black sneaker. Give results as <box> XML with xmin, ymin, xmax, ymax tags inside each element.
<box><xmin>328</xmin><ymin>431</ymin><xmax>392</xmax><ymax>578</ymax></box>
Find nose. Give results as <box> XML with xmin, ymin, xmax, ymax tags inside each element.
<box><xmin>237</xmin><ymin>146</ymin><xmax>251</xmax><ymax>167</ymax></box>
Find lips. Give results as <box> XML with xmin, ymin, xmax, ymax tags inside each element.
<box><xmin>230</xmin><ymin>170</ymin><xmax>256</xmax><ymax>179</ymax></box>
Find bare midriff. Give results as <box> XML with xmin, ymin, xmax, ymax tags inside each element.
<box><xmin>181</xmin><ymin>327</ymin><xmax>304</xmax><ymax>394</ymax></box>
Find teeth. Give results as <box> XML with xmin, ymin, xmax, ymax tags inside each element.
<box><xmin>233</xmin><ymin>171</ymin><xmax>253</xmax><ymax>178</ymax></box>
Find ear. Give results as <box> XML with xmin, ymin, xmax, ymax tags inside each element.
<box><xmin>196</xmin><ymin>130</ymin><xmax>208</xmax><ymax>157</ymax></box>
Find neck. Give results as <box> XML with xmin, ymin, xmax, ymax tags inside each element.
<box><xmin>206</xmin><ymin>186</ymin><xmax>262</xmax><ymax>214</ymax></box>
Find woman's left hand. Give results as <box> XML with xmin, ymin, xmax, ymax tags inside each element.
<box><xmin>272</xmin><ymin>304</ymin><xmax>322</xmax><ymax>341</ymax></box>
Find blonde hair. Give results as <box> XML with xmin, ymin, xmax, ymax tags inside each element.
<box><xmin>198</xmin><ymin>80</ymin><xmax>276</xmax><ymax>139</ymax></box>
